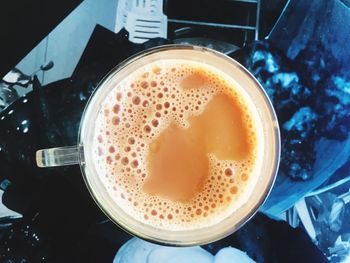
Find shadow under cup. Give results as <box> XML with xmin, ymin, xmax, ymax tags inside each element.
<box><xmin>39</xmin><ymin>45</ymin><xmax>280</xmax><ymax>246</ymax></box>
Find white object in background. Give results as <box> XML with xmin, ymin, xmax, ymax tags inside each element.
<box><xmin>115</xmin><ymin>0</ymin><xmax>132</xmax><ymax>33</ymax></box>
<box><xmin>115</xmin><ymin>0</ymin><xmax>167</xmax><ymax>43</ymax></box>
<box><xmin>113</xmin><ymin>238</ymin><xmax>160</xmax><ymax>263</ymax></box>
<box><xmin>214</xmin><ymin>247</ymin><xmax>256</xmax><ymax>263</ymax></box>
<box><xmin>147</xmin><ymin>245</ymin><xmax>213</xmax><ymax>263</ymax></box>
<box><xmin>114</xmin><ymin>237</ymin><xmax>257</xmax><ymax>263</ymax></box>
<box><xmin>0</xmin><ymin>190</ymin><xmax>22</xmax><ymax>219</ymax></box>
<box><xmin>113</xmin><ymin>237</ymin><xmax>213</xmax><ymax>263</ymax></box>
<box><xmin>295</xmin><ymin>198</ymin><xmax>317</xmax><ymax>240</ymax></box>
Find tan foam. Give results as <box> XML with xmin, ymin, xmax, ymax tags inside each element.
<box><xmin>92</xmin><ymin>59</ymin><xmax>264</xmax><ymax>230</ymax></box>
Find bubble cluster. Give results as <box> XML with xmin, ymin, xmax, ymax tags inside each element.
<box><xmin>92</xmin><ymin>59</ymin><xmax>262</xmax><ymax>230</ymax></box>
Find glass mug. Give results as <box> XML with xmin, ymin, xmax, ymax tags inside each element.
<box><xmin>36</xmin><ymin>45</ymin><xmax>280</xmax><ymax>246</ymax></box>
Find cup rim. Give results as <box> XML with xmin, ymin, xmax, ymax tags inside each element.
<box><xmin>78</xmin><ymin>44</ymin><xmax>281</xmax><ymax>246</ymax></box>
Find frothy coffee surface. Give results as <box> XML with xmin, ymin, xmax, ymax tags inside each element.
<box><xmin>93</xmin><ymin>59</ymin><xmax>263</xmax><ymax>230</ymax></box>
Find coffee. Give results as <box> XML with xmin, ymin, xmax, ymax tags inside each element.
<box><xmin>93</xmin><ymin>59</ymin><xmax>263</xmax><ymax>230</ymax></box>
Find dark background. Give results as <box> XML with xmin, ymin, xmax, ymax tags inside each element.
<box><xmin>0</xmin><ymin>0</ymin><xmax>288</xmax><ymax>78</ymax></box>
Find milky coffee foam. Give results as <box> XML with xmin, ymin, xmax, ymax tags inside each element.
<box><xmin>92</xmin><ymin>59</ymin><xmax>264</xmax><ymax>230</ymax></box>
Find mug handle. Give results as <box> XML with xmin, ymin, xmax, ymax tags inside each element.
<box><xmin>36</xmin><ymin>145</ymin><xmax>83</xmax><ymax>168</ymax></box>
